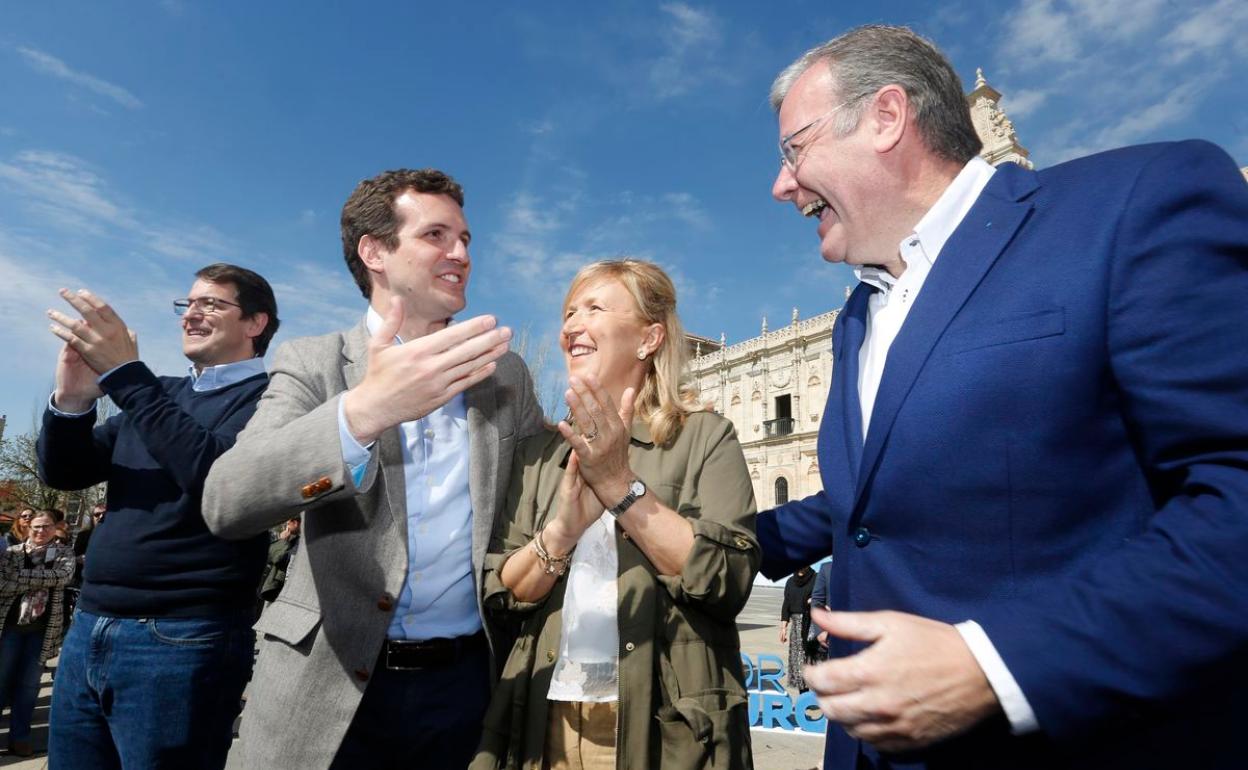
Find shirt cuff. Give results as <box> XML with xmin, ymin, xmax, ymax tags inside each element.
<box><xmin>337</xmin><ymin>397</ymin><xmax>373</xmax><ymax>487</ymax></box>
<box><xmin>47</xmin><ymin>392</ymin><xmax>96</xmax><ymax>418</ymax></box>
<box><xmin>955</xmin><ymin>619</ymin><xmax>1040</xmax><ymax>735</ymax></box>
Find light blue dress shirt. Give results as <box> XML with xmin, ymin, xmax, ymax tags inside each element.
<box><xmin>337</xmin><ymin>308</ymin><xmax>480</xmax><ymax>642</ymax></box>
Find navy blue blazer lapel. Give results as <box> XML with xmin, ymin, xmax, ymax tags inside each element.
<box><xmin>853</xmin><ymin>163</ymin><xmax>1040</xmax><ymax>506</ymax></box>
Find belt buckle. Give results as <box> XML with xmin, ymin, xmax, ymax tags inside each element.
<box><xmin>385</xmin><ymin>641</ymin><xmax>428</xmax><ymax>671</ymax></box>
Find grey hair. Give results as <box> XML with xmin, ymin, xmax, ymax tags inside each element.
<box><xmin>769</xmin><ymin>25</ymin><xmax>981</xmax><ymax>164</ymax></box>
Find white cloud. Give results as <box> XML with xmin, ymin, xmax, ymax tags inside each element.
<box><xmin>265</xmin><ymin>262</ymin><xmax>366</xmax><ymax>338</ymax></box>
<box><xmin>1003</xmin><ymin>0</ymin><xmax>1080</xmax><ymax>63</ymax></box>
<box><xmin>1092</xmin><ymin>73</ymin><xmax>1216</xmax><ymax>148</ymax></box>
<box><xmin>662</xmin><ymin>192</ymin><xmax>712</xmax><ymax>230</ymax></box>
<box><xmin>999</xmin><ymin>88</ymin><xmax>1050</xmax><ymax>120</ymax></box>
<box><xmin>0</xmin><ymin>149</ymin><xmax>231</xmax><ymax>263</ymax></box>
<box><xmin>994</xmin><ymin>0</ymin><xmax>1241</xmax><ymax>164</ymax></box>
<box><xmin>1162</xmin><ymin>0</ymin><xmax>1248</xmax><ymax>64</ymax></box>
<box><xmin>649</xmin><ymin>3</ymin><xmax>727</xmax><ymax>99</ymax></box>
<box><xmin>15</xmin><ymin>46</ymin><xmax>143</xmax><ymax>110</ymax></box>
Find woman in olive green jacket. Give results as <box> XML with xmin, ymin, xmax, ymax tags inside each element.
<box><xmin>472</xmin><ymin>260</ymin><xmax>759</xmax><ymax>770</ymax></box>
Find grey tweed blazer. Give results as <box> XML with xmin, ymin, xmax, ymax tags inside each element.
<box><xmin>202</xmin><ymin>319</ymin><xmax>543</xmax><ymax>769</ymax></box>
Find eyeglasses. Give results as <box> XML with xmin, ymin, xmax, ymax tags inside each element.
<box><xmin>779</xmin><ymin>100</ymin><xmax>853</xmax><ymax>171</ymax></box>
<box><xmin>30</xmin><ymin>524</ymin><xmax>53</xmax><ymax>531</ymax></box>
<box><xmin>173</xmin><ymin>296</ymin><xmax>242</xmax><ymax>316</ymax></box>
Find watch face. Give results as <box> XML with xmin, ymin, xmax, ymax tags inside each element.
<box><xmin>630</xmin><ymin>480</ymin><xmax>646</xmax><ymax>496</ymax></box>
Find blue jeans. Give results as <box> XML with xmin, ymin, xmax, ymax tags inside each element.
<box><xmin>49</xmin><ymin>609</ymin><xmax>254</xmax><ymax>770</ymax></box>
<box><xmin>0</xmin><ymin>627</ymin><xmax>46</xmax><ymax>743</ymax></box>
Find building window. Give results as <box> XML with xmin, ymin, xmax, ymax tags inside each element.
<box><xmin>764</xmin><ymin>394</ymin><xmax>794</xmax><ymax>438</ymax></box>
<box><xmin>774</xmin><ymin>477</ymin><xmax>789</xmax><ymax>505</ymax></box>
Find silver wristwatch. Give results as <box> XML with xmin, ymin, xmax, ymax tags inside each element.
<box><xmin>607</xmin><ymin>478</ymin><xmax>647</xmax><ymax>518</ymax></box>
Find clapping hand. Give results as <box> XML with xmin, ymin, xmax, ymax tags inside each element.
<box><xmin>342</xmin><ymin>297</ymin><xmax>512</xmax><ymax>444</ymax></box>
<box><xmin>47</xmin><ymin>288</ymin><xmax>139</xmax><ymax>412</ymax></box>
<box><xmin>556</xmin><ymin>375</ymin><xmax>636</xmax><ymax>506</ymax></box>
<box><xmin>543</xmin><ymin>452</ymin><xmax>606</xmax><ymax>555</ymax></box>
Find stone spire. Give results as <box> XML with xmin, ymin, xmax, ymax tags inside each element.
<box><xmin>792</xmin><ymin>307</ymin><xmax>799</xmax><ymax>325</ymax></box>
<box><xmin>967</xmin><ymin>68</ymin><xmax>1033</xmax><ymax>169</ymax></box>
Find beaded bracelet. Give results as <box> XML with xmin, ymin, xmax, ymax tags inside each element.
<box><xmin>533</xmin><ymin>529</ymin><xmax>574</xmax><ymax>577</ymax></box>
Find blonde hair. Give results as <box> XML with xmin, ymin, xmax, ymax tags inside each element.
<box><xmin>563</xmin><ymin>259</ymin><xmax>701</xmax><ymax>447</ymax></box>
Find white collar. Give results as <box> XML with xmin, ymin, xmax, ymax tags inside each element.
<box><xmin>853</xmin><ymin>156</ymin><xmax>997</xmax><ymax>297</ymax></box>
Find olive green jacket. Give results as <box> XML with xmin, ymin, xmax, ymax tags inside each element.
<box><xmin>472</xmin><ymin>412</ymin><xmax>759</xmax><ymax>770</ymax></box>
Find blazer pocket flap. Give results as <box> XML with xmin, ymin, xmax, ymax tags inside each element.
<box><xmin>254</xmin><ymin>600</ymin><xmax>322</xmax><ymax>647</ymax></box>
<box><xmin>948</xmin><ymin>307</ymin><xmax>1065</xmax><ymax>353</ymax></box>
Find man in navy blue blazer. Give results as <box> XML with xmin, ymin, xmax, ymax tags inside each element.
<box><xmin>758</xmin><ymin>24</ymin><xmax>1248</xmax><ymax>770</ymax></box>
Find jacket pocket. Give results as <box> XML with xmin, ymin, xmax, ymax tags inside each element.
<box><xmin>947</xmin><ymin>307</ymin><xmax>1065</xmax><ymax>354</ymax></box>
<box><xmin>656</xmin><ymin>689</ymin><xmax>750</xmax><ymax>770</ymax></box>
<box><xmin>254</xmin><ymin>599</ymin><xmax>321</xmax><ymax>648</ymax></box>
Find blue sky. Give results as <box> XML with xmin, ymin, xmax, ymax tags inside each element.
<box><xmin>1</xmin><ymin>0</ymin><xmax>1245</xmax><ymax>430</ymax></box>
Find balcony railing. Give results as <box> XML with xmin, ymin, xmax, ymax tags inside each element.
<box><xmin>763</xmin><ymin>417</ymin><xmax>794</xmax><ymax>438</ymax></box>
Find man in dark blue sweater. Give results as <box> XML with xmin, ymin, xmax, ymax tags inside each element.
<box><xmin>37</xmin><ymin>263</ymin><xmax>279</xmax><ymax>770</ymax></box>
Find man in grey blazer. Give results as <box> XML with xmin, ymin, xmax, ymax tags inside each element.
<box><xmin>202</xmin><ymin>168</ymin><xmax>544</xmax><ymax>769</ymax></box>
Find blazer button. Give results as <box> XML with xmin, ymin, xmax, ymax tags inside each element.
<box><xmin>354</xmin><ymin>668</ymin><xmax>369</xmax><ymax>682</ymax></box>
<box><xmin>377</xmin><ymin>593</ymin><xmax>395</xmax><ymax>612</ymax></box>
<box><xmin>853</xmin><ymin>527</ymin><xmax>872</xmax><ymax>548</ymax></box>
<box><xmin>624</xmin><ymin>642</ymin><xmax>635</xmax><ymax>652</ymax></box>
<box><xmin>546</xmin><ymin>650</ymin><xmax>556</xmax><ymax>662</ymax></box>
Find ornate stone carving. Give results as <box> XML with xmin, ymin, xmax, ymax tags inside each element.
<box><xmin>967</xmin><ymin>68</ymin><xmax>1033</xmax><ymax>170</ymax></box>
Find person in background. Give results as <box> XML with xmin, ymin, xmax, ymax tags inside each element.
<box><xmin>780</xmin><ymin>565</ymin><xmax>816</xmax><ymax>692</ymax></box>
<box><xmin>807</xmin><ymin>560</ymin><xmax>833</xmax><ymax>661</ymax></box>
<box><xmin>0</xmin><ymin>511</ymin><xmax>76</xmax><ymax>757</ymax></box>
<box><xmin>5</xmin><ymin>509</ymin><xmax>34</xmax><ymax>548</ymax></box>
<box><xmin>473</xmin><ymin>259</ymin><xmax>759</xmax><ymax>770</ymax></box>
<box><xmin>258</xmin><ymin>518</ymin><xmax>301</xmax><ymax>606</ymax></box>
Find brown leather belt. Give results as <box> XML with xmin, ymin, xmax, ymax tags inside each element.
<box><xmin>379</xmin><ymin>631</ymin><xmax>486</xmax><ymax>671</ymax></box>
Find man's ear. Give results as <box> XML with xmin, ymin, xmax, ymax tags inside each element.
<box><xmin>244</xmin><ymin>312</ymin><xmax>269</xmax><ymax>343</ymax></box>
<box><xmin>358</xmin><ymin>234</ymin><xmax>386</xmax><ymax>274</ymax></box>
<box><xmin>869</xmin><ymin>84</ymin><xmax>908</xmax><ymax>154</ymax></box>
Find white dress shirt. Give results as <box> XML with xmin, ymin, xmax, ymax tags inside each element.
<box><xmin>853</xmin><ymin>156</ymin><xmax>1039</xmax><ymax>734</ymax></box>
<box><xmin>338</xmin><ymin>308</ymin><xmax>481</xmax><ymax>642</ymax></box>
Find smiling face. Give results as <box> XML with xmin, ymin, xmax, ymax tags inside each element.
<box><xmin>561</xmin><ymin>278</ymin><xmax>659</xmax><ymax>396</ymax></box>
<box><xmin>28</xmin><ymin>514</ymin><xmax>55</xmax><ymax>547</ymax></box>
<box><xmin>364</xmin><ymin>191</ymin><xmax>470</xmax><ymax>335</ymax></box>
<box><xmin>771</xmin><ymin>63</ymin><xmax>882</xmax><ymax>267</ymax></box>
<box><xmin>181</xmin><ymin>278</ymin><xmax>267</xmax><ymax>369</ymax></box>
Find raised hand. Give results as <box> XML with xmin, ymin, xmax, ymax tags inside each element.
<box><xmin>556</xmin><ymin>375</ymin><xmax>636</xmax><ymax>507</ymax></box>
<box><xmin>342</xmin><ymin>297</ymin><xmax>512</xmax><ymax>444</ymax></box>
<box><xmin>543</xmin><ymin>452</ymin><xmax>605</xmax><ymax>555</ymax></box>
<box><xmin>53</xmin><ymin>343</ymin><xmax>105</xmax><ymax>413</ymax></box>
<box><xmin>803</xmin><ymin>607</ymin><xmax>1001</xmax><ymax>752</ymax></box>
<box><xmin>47</xmin><ymin>288</ymin><xmax>140</xmax><ymax>376</ymax></box>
